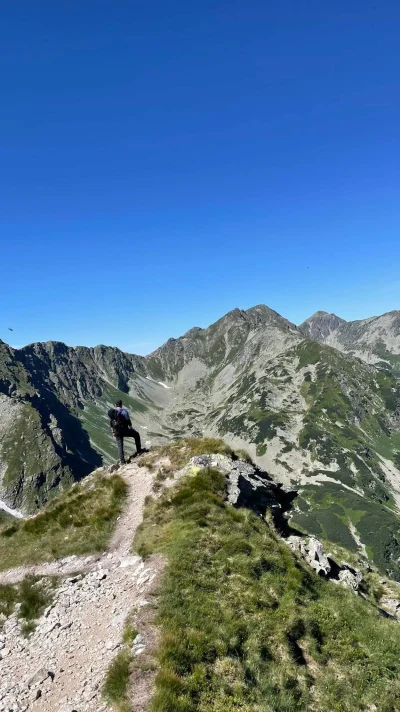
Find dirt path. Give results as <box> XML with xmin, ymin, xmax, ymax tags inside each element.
<box><xmin>0</xmin><ymin>462</ymin><xmax>152</xmax><ymax>586</ymax></box>
<box><xmin>0</xmin><ymin>462</ymin><xmax>163</xmax><ymax>712</ymax></box>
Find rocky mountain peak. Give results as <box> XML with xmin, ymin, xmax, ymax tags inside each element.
<box><xmin>245</xmin><ymin>304</ymin><xmax>299</xmax><ymax>332</ymax></box>
<box><xmin>299</xmin><ymin>311</ymin><xmax>346</xmax><ymax>341</ymax></box>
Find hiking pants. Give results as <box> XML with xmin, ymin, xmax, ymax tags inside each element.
<box><xmin>115</xmin><ymin>428</ymin><xmax>142</xmax><ymax>463</ymax></box>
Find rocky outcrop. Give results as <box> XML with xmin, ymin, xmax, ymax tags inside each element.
<box><xmin>186</xmin><ymin>453</ymin><xmax>297</xmax><ymax>528</ymax></box>
<box><xmin>287</xmin><ymin>536</ymin><xmax>331</xmax><ymax>576</ymax></box>
<box><xmin>286</xmin><ymin>536</ymin><xmax>363</xmax><ymax>592</ymax></box>
<box><xmin>184</xmin><ymin>454</ymin><xmax>365</xmax><ymax>593</ymax></box>
<box><xmin>380</xmin><ymin>595</ymin><xmax>400</xmax><ymax>620</ymax></box>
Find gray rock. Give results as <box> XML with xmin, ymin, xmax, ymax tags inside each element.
<box><xmin>27</xmin><ymin>667</ymin><xmax>52</xmax><ymax>688</ymax></box>
<box><xmin>119</xmin><ymin>555</ymin><xmax>142</xmax><ymax>569</ymax></box>
<box><xmin>133</xmin><ymin>645</ymin><xmax>145</xmax><ymax>656</ymax></box>
<box><xmin>380</xmin><ymin>596</ymin><xmax>400</xmax><ymax>618</ymax></box>
<box><xmin>287</xmin><ymin>536</ymin><xmax>331</xmax><ymax>576</ymax></box>
<box><xmin>306</xmin><ymin>538</ymin><xmax>331</xmax><ymax>576</ymax></box>
<box><xmin>286</xmin><ymin>536</ymin><xmax>306</xmax><ymax>554</ymax></box>
<box><xmin>337</xmin><ymin>568</ymin><xmax>363</xmax><ymax>592</ymax></box>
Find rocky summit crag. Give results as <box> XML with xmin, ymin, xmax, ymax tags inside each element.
<box><xmin>1</xmin><ymin>304</ymin><xmax>400</xmax><ymax>580</ymax></box>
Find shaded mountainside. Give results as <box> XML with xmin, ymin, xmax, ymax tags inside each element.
<box><xmin>1</xmin><ymin>303</ymin><xmax>400</xmax><ymax>582</ymax></box>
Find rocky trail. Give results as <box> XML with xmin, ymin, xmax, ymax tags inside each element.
<box><xmin>0</xmin><ymin>461</ymin><xmax>163</xmax><ymax>712</ymax></box>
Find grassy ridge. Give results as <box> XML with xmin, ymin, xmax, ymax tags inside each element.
<box><xmin>0</xmin><ymin>473</ymin><xmax>127</xmax><ymax>571</ymax></box>
<box><xmin>134</xmin><ymin>468</ymin><xmax>400</xmax><ymax>712</ymax></box>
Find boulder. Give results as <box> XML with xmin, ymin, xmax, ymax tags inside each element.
<box><xmin>27</xmin><ymin>667</ymin><xmax>53</xmax><ymax>688</ymax></box>
<box><xmin>380</xmin><ymin>596</ymin><xmax>400</xmax><ymax>619</ymax></box>
<box><xmin>287</xmin><ymin>536</ymin><xmax>331</xmax><ymax>576</ymax></box>
<box><xmin>338</xmin><ymin>568</ymin><xmax>363</xmax><ymax>593</ymax></box>
<box><xmin>306</xmin><ymin>538</ymin><xmax>331</xmax><ymax>576</ymax></box>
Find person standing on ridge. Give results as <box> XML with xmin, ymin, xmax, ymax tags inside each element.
<box><xmin>108</xmin><ymin>399</ymin><xmax>142</xmax><ymax>464</ymax></box>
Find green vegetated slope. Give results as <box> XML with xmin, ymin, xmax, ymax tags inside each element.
<box><xmin>1</xmin><ymin>302</ymin><xmax>400</xmax><ymax>582</ymax></box>
<box><xmin>0</xmin><ymin>340</ymin><xmax>34</xmax><ymax>397</ymax></box>
<box><xmin>208</xmin><ymin>337</ymin><xmax>400</xmax><ymax>579</ymax></box>
<box><xmin>291</xmin><ymin>341</ymin><xmax>400</xmax><ymax>579</ymax></box>
<box><xmin>0</xmin><ymin>470</ymin><xmax>127</xmax><ymax>571</ymax></box>
<box><xmin>134</xmin><ymin>467</ymin><xmax>400</xmax><ymax>712</ymax></box>
<box><xmin>0</xmin><ymin>341</ymin><xmax>103</xmax><ymax>511</ymax></box>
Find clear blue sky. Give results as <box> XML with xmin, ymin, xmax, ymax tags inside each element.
<box><xmin>1</xmin><ymin>1</ymin><xmax>399</xmax><ymax>354</ymax></box>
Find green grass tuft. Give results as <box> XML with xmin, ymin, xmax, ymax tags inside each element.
<box><xmin>18</xmin><ymin>575</ymin><xmax>58</xmax><ymax>636</ymax></box>
<box><xmin>0</xmin><ymin>575</ymin><xmax>58</xmax><ymax>636</ymax></box>
<box><xmin>103</xmin><ymin>649</ymin><xmax>132</xmax><ymax>712</ymax></box>
<box><xmin>0</xmin><ymin>583</ymin><xmax>18</xmax><ymax>627</ymax></box>
<box><xmin>233</xmin><ymin>448</ymin><xmax>253</xmax><ymax>463</ymax></box>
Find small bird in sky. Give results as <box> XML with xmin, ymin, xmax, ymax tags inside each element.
<box><xmin>8</xmin><ymin>328</ymin><xmax>13</xmax><ymax>332</ymax></box>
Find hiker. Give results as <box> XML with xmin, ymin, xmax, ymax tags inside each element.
<box><xmin>108</xmin><ymin>399</ymin><xmax>142</xmax><ymax>464</ymax></box>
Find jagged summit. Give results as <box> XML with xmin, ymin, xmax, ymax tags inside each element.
<box><xmin>299</xmin><ymin>310</ymin><xmax>346</xmax><ymax>341</ymax></box>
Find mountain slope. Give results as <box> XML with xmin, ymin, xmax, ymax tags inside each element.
<box><xmin>134</xmin><ymin>453</ymin><xmax>400</xmax><ymax>712</ymax></box>
<box><xmin>147</xmin><ymin>306</ymin><xmax>400</xmax><ymax>579</ymax></box>
<box><xmin>324</xmin><ymin>310</ymin><xmax>400</xmax><ymax>373</ymax></box>
<box><xmin>0</xmin><ymin>340</ymin><xmax>166</xmax><ymax>512</ymax></box>
<box><xmin>1</xmin><ymin>303</ymin><xmax>400</xmax><ymax>582</ymax></box>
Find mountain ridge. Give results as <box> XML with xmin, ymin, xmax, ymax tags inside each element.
<box><xmin>1</xmin><ymin>303</ymin><xmax>400</xmax><ymax>581</ymax></box>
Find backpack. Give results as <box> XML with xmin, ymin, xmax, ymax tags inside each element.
<box><xmin>108</xmin><ymin>408</ymin><xmax>126</xmax><ymax>436</ymax></box>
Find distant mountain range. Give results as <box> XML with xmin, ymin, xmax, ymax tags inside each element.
<box><xmin>299</xmin><ymin>309</ymin><xmax>400</xmax><ymax>374</ymax></box>
<box><xmin>1</xmin><ymin>304</ymin><xmax>400</xmax><ymax>578</ymax></box>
